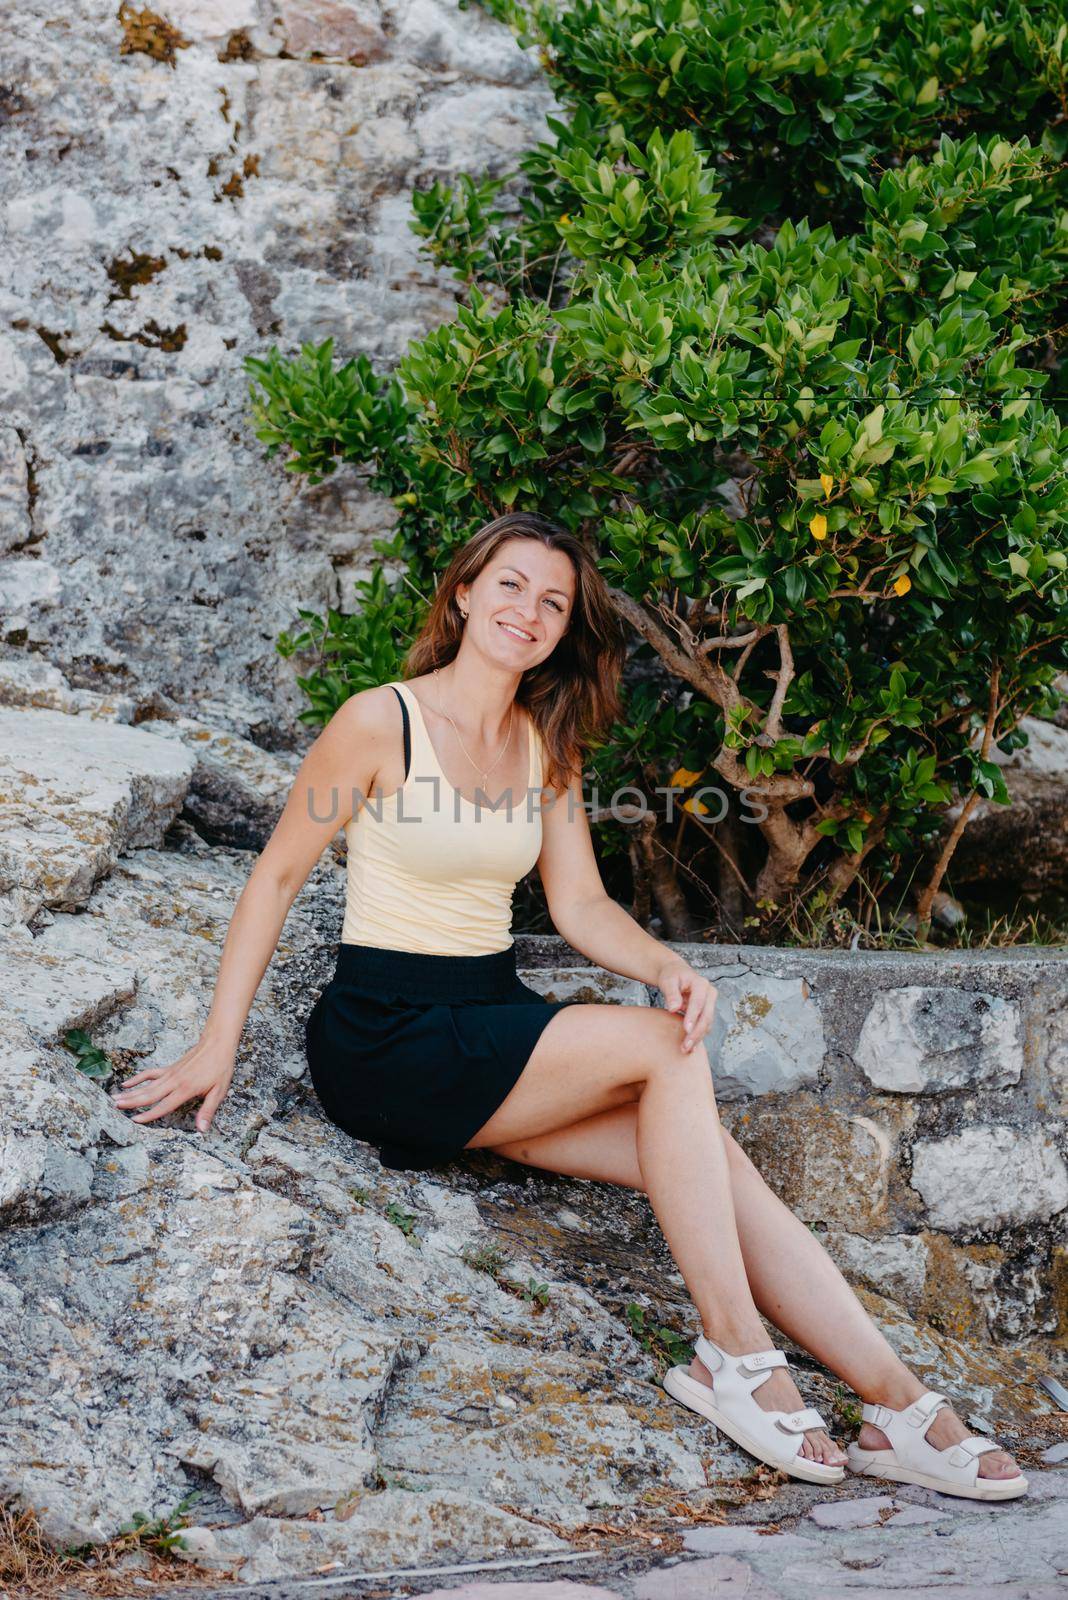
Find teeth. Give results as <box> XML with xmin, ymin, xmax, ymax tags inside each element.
<box><xmin>500</xmin><ymin>622</ymin><xmax>533</xmax><ymax>640</ymax></box>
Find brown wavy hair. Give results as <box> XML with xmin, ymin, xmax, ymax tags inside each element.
<box><xmin>402</xmin><ymin>512</ymin><xmax>627</xmax><ymax>794</ymax></box>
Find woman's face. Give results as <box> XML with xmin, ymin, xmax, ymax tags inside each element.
<box><xmin>457</xmin><ymin>540</ymin><xmax>575</xmax><ymax>667</ymax></box>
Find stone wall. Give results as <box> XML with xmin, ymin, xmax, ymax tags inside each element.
<box><xmin>516</xmin><ymin>937</ymin><xmax>1068</xmax><ymax>1344</ymax></box>
<box><xmin>1</xmin><ymin>0</ymin><xmax>557</xmax><ymax>745</ymax></box>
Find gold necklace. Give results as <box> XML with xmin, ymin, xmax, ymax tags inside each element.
<box><xmin>433</xmin><ymin>666</ymin><xmax>514</xmax><ymax>789</ymax></box>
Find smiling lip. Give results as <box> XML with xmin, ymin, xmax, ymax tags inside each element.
<box><xmin>498</xmin><ymin>621</ymin><xmax>536</xmax><ymax>641</ymax></box>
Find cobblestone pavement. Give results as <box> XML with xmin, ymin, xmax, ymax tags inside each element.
<box><xmin>162</xmin><ymin>1467</ymin><xmax>1067</xmax><ymax>1600</ymax></box>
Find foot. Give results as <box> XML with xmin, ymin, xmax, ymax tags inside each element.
<box><xmin>858</xmin><ymin>1400</ymin><xmax>1021</xmax><ymax>1480</ymax></box>
<box><xmin>689</xmin><ymin>1350</ymin><xmax>848</xmax><ymax>1469</ymax></box>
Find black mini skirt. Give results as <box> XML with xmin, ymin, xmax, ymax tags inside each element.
<box><xmin>304</xmin><ymin>941</ymin><xmax>581</xmax><ymax>1171</ymax></box>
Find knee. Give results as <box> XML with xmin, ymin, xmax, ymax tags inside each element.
<box><xmin>644</xmin><ymin>1015</ymin><xmax>715</xmax><ymax>1087</ymax></box>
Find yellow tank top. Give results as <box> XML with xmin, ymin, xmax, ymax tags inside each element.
<box><xmin>340</xmin><ymin>679</ymin><xmax>545</xmax><ymax>955</ymax></box>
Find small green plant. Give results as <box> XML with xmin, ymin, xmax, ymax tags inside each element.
<box><xmin>460</xmin><ymin>1241</ymin><xmax>514</xmax><ymax>1276</ymax></box>
<box><xmin>457</xmin><ymin>1241</ymin><xmax>552</xmax><ymax>1310</ymax></box>
<box><xmin>349</xmin><ymin>1185</ymin><xmax>370</xmax><ymax>1206</ymax></box>
<box><xmin>385</xmin><ymin>1201</ymin><xmax>418</xmax><ymax>1240</ymax></box>
<box><xmin>63</xmin><ymin>1028</ymin><xmax>115</xmax><ymax>1084</ymax></box>
<box><xmin>830</xmin><ymin>1382</ymin><xmax>864</xmax><ymax>1433</ymax></box>
<box><xmin>95</xmin><ymin>1491</ymin><xmax>202</xmax><ymax>1559</ymax></box>
<box><xmin>626</xmin><ymin>1303</ymin><xmax>694</xmax><ymax>1372</ymax></box>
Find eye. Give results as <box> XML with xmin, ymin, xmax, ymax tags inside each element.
<box><xmin>502</xmin><ymin>577</ymin><xmax>565</xmax><ymax>613</ymax></box>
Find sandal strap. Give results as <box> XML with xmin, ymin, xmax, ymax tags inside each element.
<box><xmin>774</xmin><ymin>1405</ymin><xmax>829</xmax><ymax>1435</ymax></box>
<box><xmin>861</xmin><ymin>1391</ymin><xmax>947</xmax><ymax>1431</ymax></box>
<box><xmin>738</xmin><ymin>1349</ymin><xmax>788</xmax><ymax>1375</ymax></box>
<box><xmin>694</xmin><ymin>1335</ymin><xmax>787</xmax><ymax>1377</ymax></box>
<box><xmin>947</xmin><ymin>1437</ymin><xmax>999</xmax><ymax>1466</ymax></box>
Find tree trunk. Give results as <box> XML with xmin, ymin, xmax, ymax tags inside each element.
<box><xmin>635</xmin><ymin>813</ymin><xmax>698</xmax><ymax>939</ymax></box>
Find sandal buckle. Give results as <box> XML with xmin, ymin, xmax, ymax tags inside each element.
<box><xmin>739</xmin><ymin>1349</ymin><xmax>786</xmax><ymax>1374</ymax></box>
<box><xmin>904</xmin><ymin>1392</ymin><xmax>945</xmax><ymax>1429</ymax></box>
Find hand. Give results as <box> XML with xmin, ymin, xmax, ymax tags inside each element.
<box><xmin>654</xmin><ymin>957</ymin><xmax>717</xmax><ymax>1054</ymax></box>
<box><xmin>109</xmin><ymin>1034</ymin><xmax>237</xmax><ymax>1133</ymax></box>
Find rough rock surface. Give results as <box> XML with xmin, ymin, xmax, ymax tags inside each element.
<box><xmin>0</xmin><ymin>0</ymin><xmax>559</xmax><ymax>742</ymax></box>
<box><xmin>2</xmin><ymin>689</ymin><xmax>1066</xmax><ymax>1585</ymax></box>
<box><xmin>0</xmin><ymin>704</ymin><xmax>195</xmax><ymax>925</ymax></box>
<box><xmin>185</xmin><ymin>1474</ymin><xmax>1068</xmax><ymax>1592</ymax></box>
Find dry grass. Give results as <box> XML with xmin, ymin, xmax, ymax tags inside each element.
<box><xmin>0</xmin><ymin>1494</ymin><xmax>237</xmax><ymax>1599</ymax></box>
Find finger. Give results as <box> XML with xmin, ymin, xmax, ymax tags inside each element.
<box><xmin>130</xmin><ymin>1089</ymin><xmax>193</xmax><ymax>1123</ymax></box>
<box><xmin>114</xmin><ymin>1067</ymin><xmax>163</xmax><ymax>1091</ymax></box>
<box><xmin>682</xmin><ymin>980</ymin><xmax>708</xmax><ymax>1036</ymax></box>
<box><xmin>683</xmin><ymin>989</ymin><xmax>717</xmax><ymax>1049</ymax></box>
<box><xmin>686</xmin><ymin>1006</ymin><xmax>714</xmax><ymax>1049</ymax></box>
<box><xmin>195</xmin><ymin>1083</ymin><xmax>226</xmax><ymax>1133</ymax></box>
<box><xmin>699</xmin><ymin>989</ymin><xmax>720</xmax><ymax>1035</ymax></box>
<box><xmin>113</xmin><ymin>1076</ymin><xmax>180</xmax><ymax>1108</ymax></box>
<box><xmin>682</xmin><ymin>988</ymin><xmax>704</xmax><ymax>1034</ymax></box>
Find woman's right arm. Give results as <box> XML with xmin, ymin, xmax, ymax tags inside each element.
<box><xmin>109</xmin><ymin>689</ymin><xmax>386</xmax><ymax>1132</ymax></box>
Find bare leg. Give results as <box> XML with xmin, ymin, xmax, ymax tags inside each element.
<box><xmin>489</xmin><ymin>1103</ymin><xmax>1020</xmax><ymax>1480</ymax></box>
<box><xmin>465</xmin><ymin>1004</ymin><xmax>844</xmax><ymax>1464</ymax></box>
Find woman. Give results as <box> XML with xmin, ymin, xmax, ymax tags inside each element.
<box><xmin>110</xmin><ymin>510</ymin><xmax>1026</xmax><ymax>1500</ymax></box>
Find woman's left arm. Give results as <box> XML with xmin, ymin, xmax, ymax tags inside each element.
<box><xmin>536</xmin><ymin>771</ymin><xmax>717</xmax><ymax>1053</ymax></box>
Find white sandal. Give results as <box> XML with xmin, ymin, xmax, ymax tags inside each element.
<box><xmin>662</xmin><ymin>1334</ymin><xmax>845</xmax><ymax>1485</ymax></box>
<box><xmin>846</xmin><ymin>1390</ymin><xmax>1028</xmax><ymax>1501</ymax></box>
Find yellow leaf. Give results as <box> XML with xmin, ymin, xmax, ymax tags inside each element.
<box><xmin>819</xmin><ymin>473</ymin><xmax>834</xmax><ymax>497</ymax></box>
<box><xmin>682</xmin><ymin>795</ymin><xmax>709</xmax><ymax>816</ymax></box>
<box><xmin>893</xmin><ymin>573</ymin><xmax>911</xmax><ymax>596</ymax></box>
<box><xmin>670</xmin><ymin>766</ymin><xmax>705</xmax><ymax>787</ymax></box>
<box><xmin>809</xmin><ymin>512</ymin><xmax>828</xmax><ymax>541</ymax></box>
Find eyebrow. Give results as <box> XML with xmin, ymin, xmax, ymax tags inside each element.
<box><xmin>500</xmin><ymin>565</ymin><xmax>572</xmax><ymax>600</ymax></box>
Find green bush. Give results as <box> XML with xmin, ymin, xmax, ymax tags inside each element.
<box><xmin>245</xmin><ymin>0</ymin><xmax>1067</xmax><ymax>942</ymax></box>
<box><xmin>484</xmin><ymin>0</ymin><xmax>1067</xmax><ymax>229</ymax></box>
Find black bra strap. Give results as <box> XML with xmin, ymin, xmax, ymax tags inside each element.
<box><xmin>390</xmin><ymin>685</ymin><xmax>411</xmax><ymax>780</ymax></box>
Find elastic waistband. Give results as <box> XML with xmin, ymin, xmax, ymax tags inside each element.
<box><xmin>333</xmin><ymin>939</ymin><xmax>519</xmax><ymax>1001</ymax></box>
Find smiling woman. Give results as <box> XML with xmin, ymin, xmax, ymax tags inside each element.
<box><xmin>108</xmin><ymin>508</ymin><xmax>1027</xmax><ymax>1496</ymax></box>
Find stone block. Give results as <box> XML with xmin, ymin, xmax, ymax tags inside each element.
<box><xmin>726</xmin><ymin>1098</ymin><xmax>892</xmax><ymax>1229</ymax></box>
<box><xmin>809</xmin><ymin>1495</ymin><xmax>894</xmax><ymax>1527</ymax></box>
<box><xmin>0</xmin><ymin>427</ymin><xmax>30</xmax><ymax>553</ymax></box>
<box><xmin>911</xmin><ymin>1125</ymin><xmax>1068</xmax><ymax>1234</ymax></box>
<box><xmin>704</xmin><ymin>971</ymin><xmax>825</xmax><ymax>1100</ymax></box>
<box><xmin>632</xmin><ymin>1556</ymin><xmax>779</xmax><ymax>1600</ymax></box>
<box><xmin>0</xmin><ymin>657</ymin><xmax>135</xmax><ymax>721</ymax></box>
<box><xmin>137</xmin><ymin>714</ymin><xmax>299</xmax><ymax>848</ymax></box>
<box><xmin>855</xmin><ymin>985</ymin><xmax>1022</xmax><ymax>1092</ymax></box>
